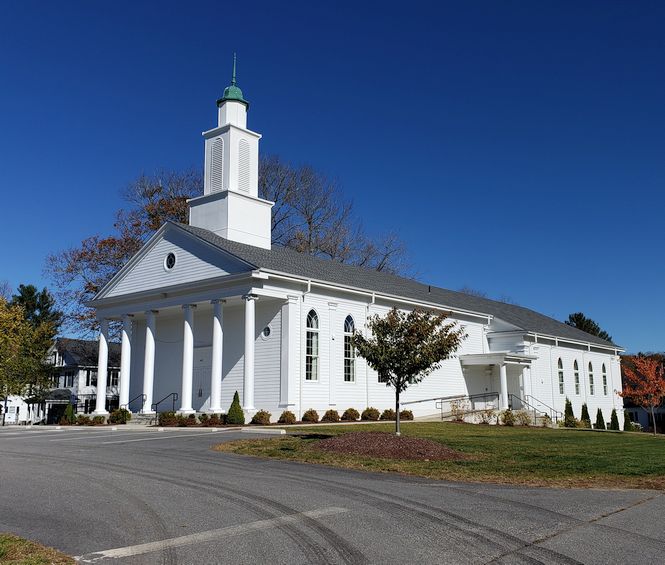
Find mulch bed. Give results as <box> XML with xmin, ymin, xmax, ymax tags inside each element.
<box><xmin>313</xmin><ymin>431</ymin><xmax>468</xmax><ymax>461</ymax></box>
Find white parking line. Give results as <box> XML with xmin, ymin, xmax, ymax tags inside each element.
<box><xmin>76</xmin><ymin>506</ymin><xmax>348</xmax><ymax>562</ymax></box>
<box><xmin>99</xmin><ymin>429</ymin><xmax>237</xmax><ymax>444</ymax></box>
<box><xmin>0</xmin><ymin>430</ymin><xmax>69</xmax><ymax>440</ymax></box>
<box><xmin>50</xmin><ymin>431</ymin><xmax>160</xmax><ymax>442</ymax></box>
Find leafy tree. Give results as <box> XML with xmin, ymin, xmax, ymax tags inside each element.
<box><xmin>353</xmin><ymin>308</ymin><xmax>466</xmax><ymax>435</ymax></box>
<box><xmin>563</xmin><ymin>398</ymin><xmax>577</xmax><ymax>428</ymax></box>
<box><xmin>10</xmin><ymin>284</ymin><xmax>62</xmax><ymax>335</ymax></box>
<box><xmin>0</xmin><ymin>299</ymin><xmax>54</xmax><ymax>424</ymax></box>
<box><xmin>47</xmin><ymin>162</ymin><xmax>409</xmax><ymax>334</ymax></box>
<box><xmin>564</xmin><ymin>312</ymin><xmax>612</xmax><ymax>343</ymax></box>
<box><xmin>226</xmin><ymin>390</ymin><xmax>245</xmax><ymax>425</ymax></box>
<box><xmin>620</xmin><ymin>355</ymin><xmax>665</xmax><ymax>436</ymax></box>
<box><xmin>609</xmin><ymin>408</ymin><xmax>620</xmax><ymax>431</ymax></box>
<box><xmin>594</xmin><ymin>408</ymin><xmax>606</xmax><ymax>430</ymax></box>
<box><xmin>580</xmin><ymin>403</ymin><xmax>591</xmax><ymax>428</ymax></box>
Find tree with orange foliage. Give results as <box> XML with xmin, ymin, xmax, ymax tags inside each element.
<box><xmin>620</xmin><ymin>355</ymin><xmax>665</xmax><ymax>436</ymax></box>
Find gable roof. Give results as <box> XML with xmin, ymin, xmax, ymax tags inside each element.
<box><xmin>176</xmin><ymin>223</ymin><xmax>618</xmax><ymax>348</ymax></box>
<box><xmin>56</xmin><ymin>338</ymin><xmax>121</xmax><ymax>367</ymax></box>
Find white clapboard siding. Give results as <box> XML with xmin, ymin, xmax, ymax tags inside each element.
<box><xmin>106</xmin><ymin>229</ymin><xmax>250</xmax><ymax>298</ymax></box>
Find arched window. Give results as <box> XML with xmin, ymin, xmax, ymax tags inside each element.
<box><xmin>343</xmin><ymin>315</ymin><xmax>355</xmax><ymax>382</ymax></box>
<box><xmin>210</xmin><ymin>138</ymin><xmax>224</xmax><ymax>192</ymax></box>
<box><xmin>588</xmin><ymin>362</ymin><xmax>594</xmax><ymax>395</ymax></box>
<box><xmin>238</xmin><ymin>139</ymin><xmax>250</xmax><ymax>192</ymax></box>
<box><xmin>305</xmin><ymin>310</ymin><xmax>319</xmax><ymax>381</ymax></box>
<box><xmin>557</xmin><ymin>358</ymin><xmax>564</xmax><ymax>395</ymax></box>
<box><xmin>574</xmin><ymin>360</ymin><xmax>580</xmax><ymax>395</ymax></box>
<box><xmin>602</xmin><ymin>363</ymin><xmax>608</xmax><ymax>395</ymax></box>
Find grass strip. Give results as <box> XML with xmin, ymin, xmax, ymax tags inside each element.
<box><xmin>0</xmin><ymin>533</ymin><xmax>73</xmax><ymax>565</ymax></box>
<box><xmin>214</xmin><ymin>422</ymin><xmax>665</xmax><ymax>489</ymax></box>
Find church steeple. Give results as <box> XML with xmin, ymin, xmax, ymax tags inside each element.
<box><xmin>188</xmin><ymin>56</ymin><xmax>273</xmax><ymax>249</ymax></box>
<box><xmin>216</xmin><ymin>53</ymin><xmax>249</xmax><ymax>108</ymax></box>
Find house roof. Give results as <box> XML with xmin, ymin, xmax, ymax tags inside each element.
<box><xmin>56</xmin><ymin>338</ymin><xmax>121</xmax><ymax>367</ymax></box>
<box><xmin>177</xmin><ymin>223</ymin><xmax>618</xmax><ymax>348</ymax></box>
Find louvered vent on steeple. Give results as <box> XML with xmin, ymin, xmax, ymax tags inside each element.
<box><xmin>238</xmin><ymin>139</ymin><xmax>250</xmax><ymax>192</ymax></box>
<box><xmin>210</xmin><ymin>138</ymin><xmax>224</xmax><ymax>192</ymax></box>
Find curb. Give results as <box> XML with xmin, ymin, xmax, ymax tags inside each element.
<box><xmin>241</xmin><ymin>427</ymin><xmax>286</xmax><ymax>435</ymax></box>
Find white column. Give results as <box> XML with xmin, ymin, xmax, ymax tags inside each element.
<box><xmin>142</xmin><ymin>310</ymin><xmax>157</xmax><ymax>414</ymax></box>
<box><xmin>243</xmin><ymin>294</ymin><xmax>257</xmax><ymax>412</ymax></box>
<box><xmin>93</xmin><ymin>318</ymin><xmax>109</xmax><ymax>416</ymax></box>
<box><xmin>522</xmin><ymin>365</ymin><xmax>532</xmax><ymax>400</ymax></box>
<box><xmin>209</xmin><ymin>300</ymin><xmax>224</xmax><ymax>413</ymax></box>
<box><xmin>280</xmin><ymin>295</ymin><xmax>300</xmax><ymax>408</ymax></box>
<box><xmin>119</xmin><ymin>314</ymin><xmax>133</xmax><ymax>410</ymax></box>
<box><xmin>499</xmin><ymin>363</ymin><xmax>508</xmax><ymax>410</ymax></box>
<box><xmin>178</xmin><ymin>304</ymin><xmax>196</xmax><ymax>414</ymax></box>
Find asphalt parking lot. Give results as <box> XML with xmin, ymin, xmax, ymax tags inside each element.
<box><xmin>0</xmin><ymin>425</ymin><xmax>663</xmax><ymax>564</ymax></box>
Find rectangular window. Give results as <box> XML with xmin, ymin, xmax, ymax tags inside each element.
<box><xmin>589</xmin><ymin>375</ymin><xmax>594</xmax><ymax>395</ymax></box>
<box><xmin>343</xmin><ymin>335</ymin><xmax>355</xmax><ymax>382</ymax></box>
<box><xmin>603</xmin><ymin>374</ymin><xmax>608</xmax><ymax>395</ymax></box>
<box><xmin>86</xmin><ymin>370</ymin><xmax>98</xmax><ymax>387</ymax></box>
<box><xmin>65</xmin><ymin>371</ymin><xmax>75</xmax><ymax>387</ymax></box>
<box><xmin>558</xmin><ymin>370</ymin><xmax>564</xmax><ymax>395</ymax></box>
<box><xmin>305</xmin><ymin>330</ymin><xmax>319</xmax><ymax>381</ymax></box>
<box><xmin>574</xmin><ymin>373</ymin><xmax>580</xmax><ymax>395</ymax></box>
<box><xmin>109</xmin><ymin>371</ymin><xmax>119</xmax><ymax>387</ymax></box>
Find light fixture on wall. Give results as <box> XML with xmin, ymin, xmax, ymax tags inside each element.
<box><xmin>198</xmin><ymin>387</ymin><xmax>203</xmax><ymax>398</ymax></box>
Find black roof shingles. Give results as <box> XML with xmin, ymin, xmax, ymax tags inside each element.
<box><xmin>56</xmin><ymin>338</ymin><xmax>121</xmax><ymax>367</ymax></box>
<box><xmin>177</xmin><ymin>223</ymin><xmax>618</xmax><ymax>348</ymax></box>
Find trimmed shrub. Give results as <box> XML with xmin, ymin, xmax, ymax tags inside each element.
<box><xmin>226</xmin><ymin>391</ymin><xmax>245</xmax><ymax>425</ymax></box>
<box><xmin>92</xmin><ymin>415</ymin><xmax>106</xmax><ymax>425</ymax></box>
<box><xmin>380</xmin><ymin>409</ymin><xmax>396</xmax><ymax>421</ymax></box>
<box><xmin>60</xmin><ymin>404</ymin><xmax>76</xmax><ymax>425</ymax></box>
<box><xmin>501</xmin><ymin>409</ymin><xmax>515</xmax><ymax>426</ymax></box>
<box><xmin>609</xmin><ymin>408</ymin><xmax>620</xmax><ymax>431</ymax></box>
<box><xmin>361</xmin><ymin>407</ymin><xmax>380</xmax><ymax>421</ymax></box>
<box><xmin>278</xmin><ymin>411</ymin><xmax>296</xmax><ymax>425</ymax></box>
<box><xmin>250</xmin><ymin>410</ymin><xmax>272</xmax><ymax>425</ymax></box>
<box><xmin>515</xmin><ymin>410</ymin><xmax>532</xmax><ymax>426</ymax></box>
<box><xmin>321</xmin><ymin>409</ymin><xmax>340</xmax><ymax>423</ymax></box>
<box><xmin>207</xmin><ymin>414</ymin><xmax>223</xmax><ymax>427</ymax></box>
<box><xmin>399</xmin><ymin>409</ymin><xmax>414</xmax><ymax>421</ymax></box>
<box><xmin>450</xmin><ymin>399</ymin><xmax>469</xmax><ymax>422</ymax></box>
<box><xmin>158</xmin><ymin>411</ymin><xmax>177</xmax><ymax>426</ymax></box>
<box><xmin>198</xmin><ymin>413</ymin><xmax>209</xmax><ymax>425</ymax></box>
<box><xmin>623</xmin><ymin>410</ymin><xmax>635</xmax><ymax>432</ymax></box>
<box><xmin>563</xmin><ymin>398</ymin><xmax>577</xmax><ymax>428</ymax></box>
<box><xmin>176</xmin><ymin>414</ymin><xmax>188</xmax><ymax>427</ymax></box>
<box><xmin>301</xmin><ymin>409</ymin><xmax>319</xmax><ymax>423</ymax></box>
<box><xmin>109</xmin><ymin>408</ymin><xmax>131</xmax><ymax>425</ymax></box>
<box><xmin>580</xmin><ymin>403</ymin><xmax>591</xmax><ymax>428</ymax></box>
<box><xmin>76</xmin><ymin>415</ymin><xmax>91</xmax><ymax>426</ymax></box>
<box><xmin>541</xmin><ymin>413</ymin><xmax>552</xmax><ymax>428</ymax></box>
<box><xmin>341</xmin><ymin>408</ymin><xmax>360</xmax><ymax>421</ymax></box>
<box><xmin>594</xmin><ymin>408</ymin><xmax>606</xmax><ymax>430</ymax></box>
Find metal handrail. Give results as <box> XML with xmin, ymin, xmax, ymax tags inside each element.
<box><xmin>508</xmin><ymin>393</ymin><xmax>551</xmax><ymax>422</ymax></box>
<box><xmin>121</xmin><ymin>393</ymin><xmax>146</xmax><ymax>412</ymax></box>
<box><xmin>401</xmin><ymin>393</ymin><xmax>468</xmax><ymax>406</ymax></box>
<box><xmin>522</xmin><ymin>394</ymin><xmax>564</xmax><ymax>422</ymax></box>
<box><xmin>151</xmin><ymin>392</ymin><xmax>178</xmax><ymax>413</ymax></box>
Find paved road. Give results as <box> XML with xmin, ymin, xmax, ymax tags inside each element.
<box><xmin>0</xmin><ymin>425</ymin><xmax>663</xmax><ymax>564</ymax></box>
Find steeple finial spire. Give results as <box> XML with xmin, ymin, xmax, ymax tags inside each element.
<box><xmin>231</xmin><ymin>52</ymin><xmax>237</xmax><ymax>86</ymax></box>
<box><xmin>216</xmin><ymin>53</ymin><xmax>249</xmax><ymax>108</ymax></box>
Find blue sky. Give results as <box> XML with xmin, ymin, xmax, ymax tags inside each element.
<box><xmin>1</xmin><ymin>1</ymin><xmax>663</xmax><ymax>352</ymax></box>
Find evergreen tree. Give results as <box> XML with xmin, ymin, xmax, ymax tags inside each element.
<box><xmin>594</xmin><ymin>408</ymin><xmax>606</xmax><ymax>430</ymax></box>
<box><xmin>10</xmin><ymin>284</ymin><xmax>62</xmax><ymax>334</ymax></box>
<box><xmin>623</xmin><ymin>410</ymin><xmax>635</xmax><ymax>432</ymax></box>
<box><xmin>564</xmin><ymin>312</ymin><xmax>612</xmax><ymax>343</ymax></box>
<box><xmin>563</xmin><ymin>397</ymin><xmax>577</xmax><ymax>428</ymax></box>
<box><xmin>609</xmin><ymin>408</ymin><xmax>620</xmax><ymax>431</ymax></box>
<box><xmin>226</xmin><ymin>390</ymin><xmax>245</xmax><ymax>425</ymax></box>
<box><xmin>580</xmin><ymin>403</ymin><xmax>591</xmax><ymax>428</ymax></box>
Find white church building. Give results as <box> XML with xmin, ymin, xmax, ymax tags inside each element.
<box><xmin>88</xmin><ymin>68</ymin><xmax>624</xmax><ymax>424</ymax></box>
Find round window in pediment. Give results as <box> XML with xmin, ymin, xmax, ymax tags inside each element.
<box><xmin>164</xmin><ymin>252</ymin><xmax>176</xmax><ymax>271</ymax></box>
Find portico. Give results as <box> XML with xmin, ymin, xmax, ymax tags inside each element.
<box><xmin>94</xmin><ymin>290</ymin><xmax>277</xmax><ymax>417</ymax></box>
<box><xmin>459</xmin><ymin>352</ymin><xmax>537</xmax><ymax>410</ymax></box>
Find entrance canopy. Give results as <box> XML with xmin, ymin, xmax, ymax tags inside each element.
<box><xmin>459</xmin><ymin>352</ymin><xmax>536</xmax><ymax>367</ymax></box>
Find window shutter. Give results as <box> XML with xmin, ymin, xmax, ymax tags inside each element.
<box><xmin>210</xmin><ymin>138</ymin><xmax>224</xmax><ymax>192</ymax></box>
<box><xmin>238</xmin><ymin>139</ymin><xmax>250</xmax><ymax>192</ymax></box>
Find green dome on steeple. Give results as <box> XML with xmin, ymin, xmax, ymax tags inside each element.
<box><xmin>216</xmin><ymin>53</ymin><xmax>249</xmax><ymax>108</ymax></box>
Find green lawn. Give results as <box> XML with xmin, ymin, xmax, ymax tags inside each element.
<box><xmin>214</xmin><ymin>422</ymin><xmax>665</xmax><ymax>489</ymax></box>
<box><xmin>0</xmin><ymin>534</ymin><xmax>73</xmax><ymax>565</ymax></box>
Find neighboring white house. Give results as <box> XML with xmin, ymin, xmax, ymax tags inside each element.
<box><xmin>87</xmin><ymin>67</ymin><xmax>624</xmax><ymax>425</ymax></box>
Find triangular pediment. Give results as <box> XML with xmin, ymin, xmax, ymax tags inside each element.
<box><xmin>96</xmin><ymin>224</ymin><xmax>255</xmax><ymax>300</ymax></box>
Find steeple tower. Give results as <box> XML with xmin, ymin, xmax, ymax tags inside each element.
<box><xmin>188</xmin><ymin>56</ymin><xmax>273</xmax><ymax>249</ymax></box>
